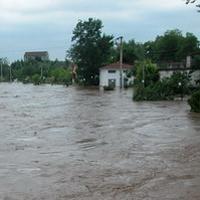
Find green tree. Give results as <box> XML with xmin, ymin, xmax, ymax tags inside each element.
<box><xmin>193</xmin><ymin>55</ymin><xmax>200</xmax><ymax>69</ymax></box>
<box><xmin>133</xmin><ymin>71</ymin><xmax>191</xmax><ymax>101</ymax></box>
<box><xmin>144</xmin><ymin>30</ymin><xmax>200</xmax><ymax>63</ymax></box>
<box><xmin>10</xmin><ymin>59</ymin><xmax>71</xmax><ymax>85</ymax></box>
<box><xmin>135</xmin><ymin>60</ymin><xmax>159</xmax><ymax>87</ymax></box>
<box><xmin>110</xmin><ymin>40</ymin><xmax>145</xmax><ymax>64</ymax></box>
<box><xmin>32</xmin><ymin>74</ymin><xmax>41</xmax><ymax>85</ymax></box>
<box><xmin>177</xmin><ymin>33</ymin><xmax>199</xmax><ymax>60</ymax></box>
<box><xmin>0</xmin><ymin>58</ymin><xmax>10</xmax><ymax>81</ymax></box>
<box><xmin>154</xmin><ymin>29</ymin><xmax>184</xmax><ymax>62</ymax></box>
<box><xmin>68</xmin><ymin>18</ymin><xmax>113</xmax><ymax>85</ymax></box>
<box><xmin>123</xmin><ymin>40</ymin><xmax>145</xmax><ymax>63</ymax></box>
<box><xmin>50</xmin><ymin>68</ymin><xmax>71</xmax><ymax>84</ymax></box>
<box><xmin>168</xmin><ymin>72</ymin><xmax>191</xmax><ymax>96</ymax></box>
<box><xmin>186</xmin><ymin>0</ymin><xmax>200</xmax><ymax>11</ymax></box>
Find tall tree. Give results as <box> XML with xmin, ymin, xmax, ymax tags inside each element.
<box><xmin>135</xmin><ymin>60</ymin><xmax>159</xmax><ymax>87</ymax></box>
<box><xmin>144</xmin><ymin>29</ymin><xmax>199</xmax><ymax>63</ymax></box>
<box><xmin>186</xmin><ymin>0</ymin><xmax>200</xmax><ymax>11</ymax></box>
<box><xmin>109</xmin><ymin>40</ymin><xmax>145</xmax><ymax>64</ymax></box>
<box><xmin>121</xmin><ymin>40</ymin><xmax>144</xmax><ymax>63</ymax></box>
<box><xmin>177</xmin><ymin>32</ymin><xmax>199</xmax><ymax>59</ymax></box>
<box><xmin>186</xmin><ymin>0</ymin><xmax>197</xmax><ymax>4</ymax></box>
<box><xmin>155</xmin><ymin>29</ymin><xmax>184</xmax><ymax>62</ymax></box>
<box><xmin>68</xmin><ymin>18</ymin><xmax>113</xmax><ymax>85</ymax></box>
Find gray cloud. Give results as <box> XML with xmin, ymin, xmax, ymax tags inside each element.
<box><xmin>0</xmin><ymin>0</ymin><xmax>199</xmax><ymax>61</ymax></box>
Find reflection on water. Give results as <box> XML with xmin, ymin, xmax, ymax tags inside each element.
<box><xmin>0</xmin><ymin>83</ymin><xmax>200</xmax><ymax>200</ymax></box>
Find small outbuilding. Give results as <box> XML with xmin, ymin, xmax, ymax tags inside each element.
<box><xmin>24</xmin><ymin>51</ymin><xmax>49</xmax><ymax>62</ymax></box>
<box><xmin>99</xmin><ymin>62</ymin><xmax>134</xmax><ymax>88</ymax></box>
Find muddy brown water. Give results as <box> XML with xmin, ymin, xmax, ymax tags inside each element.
<box><xmin>0</xmin><ymin>83</ymin><xmax>200</xmax><ymax>200</ymax></box>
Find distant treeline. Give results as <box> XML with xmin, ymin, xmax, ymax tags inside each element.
<box><xmin>0</xmin><ymin>59</ymin><xmax>72</xmax><ymax>85</ymax></box>
<box><xmin>110</xmin><ymin>29</ymin><xmax>200</xmax><ymax>66</ymax></box>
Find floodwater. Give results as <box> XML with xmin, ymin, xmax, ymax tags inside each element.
<box><xmin>0</xmin><ymin>83</ymin><xmax>200</xmax><ymax>200</ymax></box>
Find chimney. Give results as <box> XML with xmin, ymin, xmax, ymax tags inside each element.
<box><xmin>186</xmin><ymin>55</ymin><xmax>191</xmax><ymax>68</ymax></box>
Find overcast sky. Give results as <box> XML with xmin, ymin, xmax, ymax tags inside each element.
<box><xmin>0</xmin><ymin>0</ymin><xmax>199</xmax><ymax>62</ymax></box>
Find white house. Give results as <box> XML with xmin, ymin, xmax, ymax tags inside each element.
<box><xmin>99</xmin><ymin>62</ymin><xmax>133</xmax><ymax>88</ymax></box>
<box><xmin>158</xmin><ymin>56</ymin><xmax>200</xmax><ymax>86</ymax></box>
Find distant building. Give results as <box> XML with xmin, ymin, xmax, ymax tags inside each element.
<box><xmin>157</xmin><ymin>56</ymin><xmax>193</xmax><ymax>70</ymax></box>
<box><xmin>99</xmin><ymin>62</ymin><xmax>134</xmax><ymax>88</ymax></box>
<box><xmin>24</xmin><ymin>51</ymin><xmax>49</xmax><ymax>62</ymax></box>
<box><xmin>158</xmin><ymin>56</ymin><xmax>200</xmax><ymax>86</ymax></box>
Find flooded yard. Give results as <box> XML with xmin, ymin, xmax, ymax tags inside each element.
<box><xmin>0</xmin><ymin>83</ymin><xmax>200</xmax><ymax>200</ymax></box>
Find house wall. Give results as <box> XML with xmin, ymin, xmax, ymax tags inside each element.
<box><xmin>24</xmin><ymin>54</ymin><xmax>49</xmax><ymax>62</ymax></box>
<box><xmin>160</xmin><ymin>69</ymin><xmax>200</xmax><ymax>86</ymax></box>
<box><xmin>190</xmin><ymin>70</ymin><xmax>200</xmax><ymax>86</ymax></box>
<box><xmin>100</xmin><ymin>69</ymin><xmax>121</xmax><ymax>87</ymax></box>
<box><xmin>100</xmin><ymin>69</ymin><xmax>133</xmax><ymax>87</ymax></box>
<box><xmin>160</xmin><ymin>70</ymin><xmax>174</xmax><ymax>79</ymax></box>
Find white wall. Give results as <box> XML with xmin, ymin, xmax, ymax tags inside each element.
<box><xmin>190</xmin><ymin>70</ymin><xmax>200</xmax><ymax>86</ymax></box>
<box><xmin>160</xmin><ymin>69</ymin><xmax>200</xmax><ymax>86</ymax></box>
<box><xmin>100</xmin><ymin>69</ymin><xmax>120</xmax><ymax>87</ymax></box>
<box><xmin>100</xmin><ymin>69</ymin><xmax>131</xmax><ymax>87</ymax></box>
<box><xmin>160</xmin><ymin>71</ymin><xmax>174</xmax><ymax>79</ymax></box>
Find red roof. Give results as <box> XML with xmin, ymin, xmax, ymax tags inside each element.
<box><xmin>101</xmin><ymin>62</ymin><xmax>133</xmax><ymax>70</ymax></box>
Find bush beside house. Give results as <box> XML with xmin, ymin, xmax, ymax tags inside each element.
<box><xmin>133</xmin><ymin>60</ymin><xmax>191</xmax><ymax>101</ymax></box>
<box><xmin>188</xmin><ymin>90</ymin><xmax>200</xmax><ymax>113</ymax></box>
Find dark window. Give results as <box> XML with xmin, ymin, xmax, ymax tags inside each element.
<box><xmin>108</xmin><ymin>70</ymin><xmax>116</xmax><ymax>73</ymax></box>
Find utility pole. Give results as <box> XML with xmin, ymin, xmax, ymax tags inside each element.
<box><xmin>9</xmin><ymin>65</ymin><xmax>12</xmax><ymax>82</ymax></box>
<box><xmin>120</xmin><ymin>36</ymin><xmax>123</xmax><ymax>89</ymax></box>
<box><xmin>142</xmin><ymin>63</ymin><xmax>145</xmax><ymax>87</ymax></box>
<box><xmin>0</xmin><ymin>59</ymin><xmax>3</xmax><ymax>82</ymax></box>
<box><xmin>40</xmin><ymin>65</ymin><xmax>43</xmax><ymax>79</ymax></box>
<box><xmin>116</xmin><ymin>36</ymin><xmax>123</xmax><ymax>89</ymax></box>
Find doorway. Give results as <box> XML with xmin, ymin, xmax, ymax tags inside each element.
<box><xmin>108</xmin><ymin>79</ymin><xmax>116</xmax><ymax>88</ymax></box>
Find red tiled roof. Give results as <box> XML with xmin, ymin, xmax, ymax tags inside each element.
<box><xmin>101</xmin><ymin>62</ymin><xmax>133</xmax><ymax>70</ymax></box>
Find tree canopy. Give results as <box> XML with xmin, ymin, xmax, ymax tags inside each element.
<box><xmin>186</xmin><ymin>0</ymin><xmax>200</xmax><ymax>11</ymax></box>
<box><xmin>135</xmin><ymin>60</ymin><xmax>159</xmax><ymax>87</ymax></box>
<box><xmin>9</xmin><ymin>59</ymin><xmax>71</xmax><ymax>85</ymax></box>
<box><xmin>68</xmin><ymin>18</ymin><xmax>113</xmax><ymax>85</ymax></box>
<box><xmin>110</xmin><ymin>29</ymin><xmax>199</xmax><ymax>66</ymax></box>
<box><xmin>144</xmin><ymin>30</ymin><xmax>199</xmax><ymax>63</ymax></box>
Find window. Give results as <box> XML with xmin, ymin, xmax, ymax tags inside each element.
<box><xmin>108</xmin><ymin>70</ymin><xmax>116</xmax><ymax>73</ymax></box>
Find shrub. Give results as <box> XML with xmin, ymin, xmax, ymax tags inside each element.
<box><xmin>188</xmin><ymin>90</ymin><xmax>200</xmax><ymax>113</ymax></box>
<box><xmin>22</xmin><ymin>76</ymin><xmax>31</xmax><ymax>84</ymax></box>
<box><xmin>135</xmin><ymin>60</ymin><xmax>160</xmax><ymax>86</ymax></box>
<box><xmin>133</xmin><ymin>71</ymin><xmax>191</xmax><ymax>101</ymax></box>
<box><xmin>50</xmin><ymin>68</ymin><xmax>71</xmax><ymax>84</ymax></box>
<box><xmin>32</xmin><ymin>74</ymin><xmax>41</xmax><ymax>85</ymax></box>
<box><xmin>167</xmin><ymin>72</ymin><xmax>191</xmax><ymax>96</ymax></box>
<box><xmin>133</xmin><ymin>80</ymin><xmax>174</xmax><ymax>101</ymax></box>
